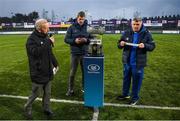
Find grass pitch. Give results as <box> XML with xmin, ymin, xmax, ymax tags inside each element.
<box><xmin>0</xmin><ymin>34</ymin><xmax>179</xmax><ymax>120</ymax></box>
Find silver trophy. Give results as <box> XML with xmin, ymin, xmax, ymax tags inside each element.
<box><xmin>87</xmin><ymin>26</ymin><xmax>104</xmax><ymax>56</ymax></box>
<box><xmin>88</xmin><ymin>38</ymin><xmax>103</xmax><ymax>56</ymax></box>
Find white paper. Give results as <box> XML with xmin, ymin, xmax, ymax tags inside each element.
<box><xmin>125</xmin><ymin>42</ymin><xmax>139</xmax><ymax>47</ymax></box>
<box><xmin>53</xmin><ymin>67</ymin><xmax>59</xmax><ymax>75</ymax></box>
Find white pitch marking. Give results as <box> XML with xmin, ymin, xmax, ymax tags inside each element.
<box><xmin>0</xmin><ymin>94</ymin><xmax>180</xmax><ymax>111</ymax></box>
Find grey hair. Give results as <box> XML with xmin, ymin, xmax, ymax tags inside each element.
<box><xmin>35</xmin><ymin>19</ymin><xmax>48</xmax><ymax>30</ymax></box>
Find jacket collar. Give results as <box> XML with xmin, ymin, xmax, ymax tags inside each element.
<box><xmin>33</xmin><ymin>29</ymin><xmax>48</xmax><ymax>38</ymax></box>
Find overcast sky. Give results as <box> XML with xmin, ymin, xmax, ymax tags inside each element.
<box><xmin>0</xmin><ymin>0</ymin><xmax>180</xmax><ymax>20</ymax></box>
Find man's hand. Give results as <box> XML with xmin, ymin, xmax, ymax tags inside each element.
<box><xmin>75</xmin><ymin>38</ymin><xmax>87</xmax><ymax>44</ymax></box>
<box><xmin>120</xmin><ymin>41</ymin><xmax>126</xmax><ymax>47</ymax></box>
<box><xmin>75</xmin><ymin>38</ymin><xmax>82</xmax><ymax>44</ymax></box>
<box><xmin>138</xmin><ymin>43</ymin><xmax>145</xmax><ymax>48</ymax></box>
<box><xmin>50</xmin><ymin>36</ymin><xmax>55</xmax><ymax>43</ymax></box>
<box><xmin>81</xmin><ymin>38</ymin><xmax>87</xmax><ymax>43</ymax></box>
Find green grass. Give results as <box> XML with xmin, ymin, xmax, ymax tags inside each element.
<box><xmin>0</xmin><ymin>34</ymin><xmax>180</xmax><ymax>120</ymax></box>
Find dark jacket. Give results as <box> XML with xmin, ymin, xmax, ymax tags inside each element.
<box><xmin>64</xmin><ymin>19</ymin><xmax>91</xmax><ymax>55</ymax></box>
<box><xmin>26</xmin><ymin>30</ymin><xmax>58</xmax><ymax>84</ymax></box>
<box><xmin>118</xmin><ymin>25</ymin><xmax>155</xmax><ymax>67</ymax></box>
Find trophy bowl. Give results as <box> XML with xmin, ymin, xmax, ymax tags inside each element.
<box><xmin>88</xmin><ymin>39</ymin><xmax>103</xmax><ymax>56</ymax></box>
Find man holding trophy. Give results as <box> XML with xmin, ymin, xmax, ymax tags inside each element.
<box><xmin>117</xmin><ymin>16</ymin><xmax>155</xmax><ymax>105</ymax></box>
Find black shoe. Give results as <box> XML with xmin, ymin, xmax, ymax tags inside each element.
<box><xmin>66</xmin><ymin>90</ymin><xmax>74</xmax><ymax>96</ymax></box>
<box><xmin>44</xmin><ymin>110</ymin><xmax>54</xmax><ymax>117</ymax></box>
<box><xmin>116</xmin><ymin>95</ymin><xmax>130</xmax><ymax>100</ymax></box>
<box><xmin>24</xmin><ymin>105</ymin><xmax>33</xmax><ymax>120</ymax></box>
<box><xmin>129</xmin><ymin>100</ymin><xmax>138</xmax><ymax>105</ymax></box>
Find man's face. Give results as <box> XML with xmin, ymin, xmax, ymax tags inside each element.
<box><xmin>40</xmin><ymin>23</ymin><xmax>49</xmax><ymax>34</ymax></box>
<box><xmin>132</xmin><ymin>21</ymin><xmax>142</xmax><ymax>32</ymax></box>
<box><xmin>77</xmin><ymin>16</ymin><xmax>85</xmax><ymax>26</ymax></box>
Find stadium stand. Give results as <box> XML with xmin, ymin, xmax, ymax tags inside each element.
<box><xmin>0</xmin><ymin>14</ymin><xmax>180</xmax><ymax>34</ymax></box>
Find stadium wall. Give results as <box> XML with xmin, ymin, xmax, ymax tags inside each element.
<box><xmin>0</xmin><ymin>30</ymin><xmax>180</xmax><ymax>35</ymax></box>
<box><xmin>0</xmin><ymin>31</ymin><xmax>67</xmax><ymax>35</ymax></box>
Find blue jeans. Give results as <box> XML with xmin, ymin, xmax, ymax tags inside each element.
<box><xmin>122</xmin><ymin>64</ymin><xmax>144</xmax><ymax>101</ymax></box>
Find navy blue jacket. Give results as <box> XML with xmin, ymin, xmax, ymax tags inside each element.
<box><xmin>118</xmin><ymin>25</ymin><xmax>155</xmax><ymax>67</ymax></box>
<box><xmin>64</xmin><ymin>19</ymin><xmax>91</xmax><ymax>55</ymax></box>
<box><xmin>26</xmin><ymin>30</ymin><xmax>58</xmax><ymax>84</ymax></box>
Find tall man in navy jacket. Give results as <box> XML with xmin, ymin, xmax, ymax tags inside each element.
<box><xmin>117</xmin><ymin>17</ymin><xmax>155</xmax><ymax>105</ymax></box>
<box><xmin>64</xmin><ymin>11</ymin><xmax>91</xmax><ymax>96</ymax></box>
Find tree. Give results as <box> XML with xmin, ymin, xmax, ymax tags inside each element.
<box><xmin>68</xmin><ymin>17</ymin><xmax>74</xmax><ymax>22</ymax></box>
<box><xmin>0</xmin><ymin>17</ymin><xmax>11</xmax><ymax>23</ymax></box>
<box><xmin>13</xmin><ymin>13</ymin><xmax>24</xmax><ymax>22</ymax></box>
<box><xmin>0</xmin><ymin>11</ymin><xmax>39</xmax><ymax>23</ymax></box>
<box><xmin>28</xmin><ymin>11</ymin><xmax>39</xmax><ymax>22</ymax></box>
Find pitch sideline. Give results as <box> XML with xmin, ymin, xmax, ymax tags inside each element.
<box><xmin>0</xmin><ymin>94</ymin><xmax>180</xmax><ymax>111</ymax></box>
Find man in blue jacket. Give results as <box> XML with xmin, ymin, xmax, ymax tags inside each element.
<box><xmin>117</xmin><ymin>17</ymin><xmax>155</xmax><ymax>105</ymax></box>
<box><xmin>64</xmin><ymin>11</ymin><xmax>91</xmax><ymax>96</ymax></box>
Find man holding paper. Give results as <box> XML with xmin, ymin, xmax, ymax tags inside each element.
<box><xmin>117</xmin><ymin>17</ymin><xmax>155</xmax><ymax>105</ymax></box>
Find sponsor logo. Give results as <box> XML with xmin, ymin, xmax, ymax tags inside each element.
<box><xmin>87</xmin><ymin>64</ymin><xmax>100</xmax><ymax>73</ymax></box>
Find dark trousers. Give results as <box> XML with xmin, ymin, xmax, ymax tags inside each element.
<box><xmin>122</xmin><ymin>64</ymin><xmax>144</xmax><ymax>101</ymax></box>
<box><xmin>25</xmin><ymin>81</ymin><xmax>51</xmax><ymax>111</ymax></box>
<box><xmin>68</xmin><ymin>54</ymin><xmax>84</xmax><ymax>91</ymax></box>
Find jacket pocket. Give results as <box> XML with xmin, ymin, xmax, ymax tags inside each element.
<box><xmin>71</xmin><ymin>45</ymin><xmax>81</xmax><ymax>53</ymax></box>
<box><xmin>122</xmin><ymin>52</ymin><xmax>128</xmax><ymax>63</ymax></box>
<box><xmin>137</xmin><ymin>54</ymin><xmax>147</xmax><ymax>65</ymax></box>
<box><xmin>35</xmin><ymin>59</ymin><xmax>42</xmax><ymax>71</ymax></box>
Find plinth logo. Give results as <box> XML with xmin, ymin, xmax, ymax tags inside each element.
<box><xmin>88</xmin><ymin>64</ymin><xmax>100</xmax><ymax>73</ymax></box>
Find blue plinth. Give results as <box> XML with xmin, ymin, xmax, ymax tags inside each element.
<box><xmin>83</xmin><ymin>56</ymin><xmax>104</xmax><ymax>107</ymax></box>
